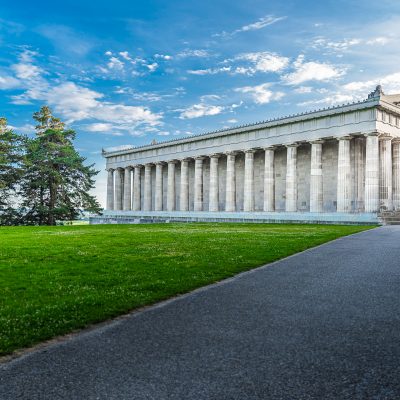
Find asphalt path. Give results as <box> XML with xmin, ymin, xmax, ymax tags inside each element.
<box><xmin>1</xmin><ymin>226</ymin><xmax>400</xmax><ymax>399</ymax></box>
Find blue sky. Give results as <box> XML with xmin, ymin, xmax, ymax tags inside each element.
<box><xmin>1</xmin><ymin>0</ymin><xmax>400</xmax><ymax>205</ymax></box>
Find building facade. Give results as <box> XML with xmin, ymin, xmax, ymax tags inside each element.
<box><xmin>96</xmin><ymin>87</ymin><xmax>400</xmax><ymax>224</ymax></box>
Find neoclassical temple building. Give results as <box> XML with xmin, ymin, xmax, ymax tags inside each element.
<box><xmin>92</xmin><ymin>86</ymin><xmax>400</xmax><ymax>224</ymax></box>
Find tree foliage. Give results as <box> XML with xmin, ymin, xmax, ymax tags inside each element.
<box><xmin>0</xmin><ymin>118</ymin><xmax>25</xmax><ymax>224</ymax></box>
<box><xmin>0</xmin><ymin>107</ymin><xmax>101</xmax><ymax>225</ymax></box>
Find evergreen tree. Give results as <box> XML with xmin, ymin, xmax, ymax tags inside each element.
<box><xmin>20</xmin><ymin>106</ymin><xmax>101</xmax><ymax>225</ymax></box>
<box><xmin>0</xmin><ymin>118</ymin><xmax>24</xmax><ymax>224</ymax></box>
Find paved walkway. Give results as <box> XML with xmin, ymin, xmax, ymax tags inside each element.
<box><xmin>1</xmin><ymin>226</ymin><xmax>400</xmax><ymax>399</ymax></box>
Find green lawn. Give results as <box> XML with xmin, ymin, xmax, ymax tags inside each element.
<box><xmin>0</xmin><ymin>223</ymin><xmax>374</xmax><ymax>356</ymax></box>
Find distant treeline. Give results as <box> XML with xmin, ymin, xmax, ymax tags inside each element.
<box><xmin>0</xmin><ymin>106</ymin><xmax>101</xmax><ymax>226</ymax></box>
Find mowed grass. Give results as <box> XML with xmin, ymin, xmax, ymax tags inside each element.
<box><xmin>0</xmin><ymin>223</ymin><xmax>374</xmax><ymax>356</ymax></box>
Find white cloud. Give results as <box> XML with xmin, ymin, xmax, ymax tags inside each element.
<box><xmin>3</xmin><ymin>50</ymin><xmax>163</xmax><ymax>131</ymax></box>
<box><xmin>179</xmin><ymin>103</ymin><xmax>224</xmax><ymax>119</ymax></box>
<box><xmin>155</xmin><ymin>54</ymin><xmax>172</xmax><ymax>60</ymax></box>
<box><xmin>107</xmin><ymin>56</ymin><xmax>124</xmax><ymax>70</ymax></box>
<box><xmin>295</xmin><ymin>72</ymin><xmax>400</xmax><ymax>109</ymax></box>
<box><xmin>235</xmin><ymin>83</ymin><xmax>284</xmax><ymax>104</ymax></box>
<box><xmin>9</xmin><ymin>123</ymin><xmax>35</xmax><ymax>135</ymax></box>
<box><xmin>214</xmin><ymin>15</ymin><xmax>286</xmax><ymax>37</ymax></box>
<box><xmin>366</xmin><ymin>37</ymin><xmax>390</xmax><ymax>46</ymax></box>
<box><xmin>234</xmin><ymin>52</ymin><xmax>289</xmax><ymax>74</ymax></box>
<box><xmin>12</xmin><ymin>62</ymin><xmax>43</xmax><ymax>80</ymax></box>
<box><xmin>187</xmin><ymin>52</ymin><xmax>288</xmax><ymax>77</ymax></box>
<box><xmin>119</xmin><ymin>51</ymin><xmax>131</xmax><ymax>60</ymax></box>
<box><xmin>294</xmin><ymin>86</ymin><xmax>313</xmax><ymax>94</ymax></box>
<box><xmin>313</xmin><ymin>36</ymin><xmax>390</xmax><ymax>52</ymax></box>
<box><xmin>84</xmin><ymin>122</ymin><xmax>115</xmax><ymax>132</ymax></box>
<box><xmin>103</xmin><ymin>52</ymin><xmax>162</xmax><ymax>75</ymax></box>
<box><xmin>298</xmin><ymin>94</ymin><xmax>355</xmax><ymax>107</ymax></box>
<box><xmin>177</xmin><ymin>49</ymin><xmax>211</xmax><ymax>58</ymax></box>
<box><xmin>237</xmin><ymin>15</ymin><xmax>286</xmax><ymax>33</ymax></box>
<box><xmin>343</xmin><ymin>72</ymin><xmax>400</xmax><ymax>94</ymax></box>
<box><xmin>145</xmin><ymin>62</ymin><xmax>158</xmax><ymax>72</ymax></box>
<box><xmin>231</xmin><ymin>102</ymin><xmax>243</xmax><ymax>109</ymax></box>
<box><xmin>283</xmin><ymin>55</ymin><xmax>345</xmax><ymax>85</ymax></box>
<box><xmin>312</xmin><ymin>37</ymin><xmax>361</xmax><ymax>52</ymax></box>
<box><xmin>0</xmin><ymin>75</ymin><xmax>20</xmax><ymax>89</ymax></box>
<box><xmin>227</xmin><ymin>118</ymin><xmax>238</xmax><ymax>123</ymax></box>
<box><xmin>200</xmin><ymin>94</ymin><xmax>221</xmax><ymax>102</ymax></box>
<box><xmin>187</xmin><ymin>66</ymin><xmax>231</xmax><ymax>75</ymax></box>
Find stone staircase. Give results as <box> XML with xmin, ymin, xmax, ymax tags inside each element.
<box><xmin>379</xmin><ymin>211</ymin><xmax>400</xmax><ymax>225</ymax></box>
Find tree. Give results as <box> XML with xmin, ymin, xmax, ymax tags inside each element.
<box><xmin>20</xmin><ymin>106</ymin><xmax>101</xmax><ymax>225</ymax></box>
<box><xmin>0</xmin><ymin>118</ymin><xmax>24</xmax><ymax>224</ymax></box>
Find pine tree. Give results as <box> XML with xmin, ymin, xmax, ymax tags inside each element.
<box><xmin>20</xmin><ymin>106</ymin><xmax>101</xmax><ymax>225</ymax></box>
<box><xmin>0</xmin><ymin>118</ymin><xmax>24</xmax><ymax>224</ymax></box>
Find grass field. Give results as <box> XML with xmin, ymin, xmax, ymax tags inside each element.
<box><xmin>0</xmin><ymin>223</ymin><xmax>374</xmax><ymax>356</ymax></box>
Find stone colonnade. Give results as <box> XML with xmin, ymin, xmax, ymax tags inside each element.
<box><xmin>106</xmin><ymin>133</ymin><xmax>400</xmax><ymax>213</ymax></box>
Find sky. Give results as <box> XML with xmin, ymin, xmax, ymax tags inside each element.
<box><xmin>1</xmin><ymin>0</ymin><xmax>400</xmax><ymax>206</ymax></box>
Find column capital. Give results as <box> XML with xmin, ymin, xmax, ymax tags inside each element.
<box><xmin>209</xmin><ymin>153</ymin><xmax>222</xmax><ymax>159</ymax></box>
<box><xmin>244</xmin><ymin>148</ymin><xmax>257</xmax><ymax>154</ymax></box>
<box><xmin>194</xmin><ymin>155</ymin><xmax>206</xmax><ymax>161</ymax></box>
<box><xmin>144</xmin><ymin>162</ymin><xmax>154</xmax><ymax>167</ymax></box>
<box><xmin>123</xmin><ymin>165</ymin><xmax>133</xmax><ymax>171</ymax></box>
<box><xmin>179</xmin><ymin>157</ymin><xmax>191</xmax><ymax>163</ymax></box>
<box><xmin>264</xmin><ymin>145</ymin><xmax>277</xmax><ymax>151</ymax></box>
<box><xmin>116</xmin><ymin>166</ymin><xmax>125</xmax><ymax>171</ymax></box>
<box><xmin>106</xmin><ymin>168</ymin><xmax>114</xmax><ymax>172</ymax></box>
<box><xmin>391</xmin><ymin>137</ymin><xmax>400</xmax><ymax>144</ymax></box>
<box><xmin>155</xmin><ymin>161</ymin><xmax>166</xmax><ymax>166</ymax></box>
<box><xmin>337</xmin><ymin>136</ymin><xmax>352</xmax><ymax>141</ymax></box>
<box><xmin>310</xmin><ymin>139</ymin><xmax>325</xmax><ymax>145</ymax></box>
<box><xmin>364</xmin><ymin>131</ymin><xmax>380</xmax><ymax>137</ymax></box>
<box><xmin>167</xmin><ymin>159</ymin><xmax>179</xmax><ymax>164</ymax></box>
<box><xmin>285</xmin><ymin>142</ymin><xmax>300</xmax><ymax>148</ymax></box>
<box><xmin>225</xmin><ymin>150</ymin><xmax>238</xmax><ymax>156</ymax></box>
<box><xmin>379</xmin><ymin>134</ymin><xmax>393</xmax><ymax>141</ymax></box>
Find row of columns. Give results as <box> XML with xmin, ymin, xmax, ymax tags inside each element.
<box><xmin>107</xmin><ymin>133</ymin><xmax>400</xmax><ymax>213</ymax></box>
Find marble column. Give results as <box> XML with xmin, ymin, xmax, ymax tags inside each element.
<box><xmin>133</xmin><ymin>165</ymin><xmax>142</xmax><ymax>211</ymax></box>
<box><xmin>180</xmin><ymin>159</ymin><xmax>189</xmax><ymax>211</ymax></box>
<box><xmin>114</xmin><ymin>168</ymin><xmax>124</xmax><ymax>211</ymax></box>
<box><xmin>310</xmin><ymin>140</ymin><xmax>324</xmax><ymax>213</ymax></box>
<box><xmin>244</xmin><ymin>149</ymin><xmax>256</xmax><ymax>212</ymax></box>
<box><xmin>167</xmin><ymin>161</ymin><xmax>177</xmax><ymax>211</ymax></box>
<box><xmin>225</xmin><ymin>151</ymin><xmax>236</xmax><ymax>212</ymax></box>
<box><xmin>263</xmin><ymin>147</ymin><xmax>275</xmax><ymax>212</ymax></box>
<box><xmin>379</xmin><ymin>135</ymin><xmax>393</xmax><ymax>211</ymax></box>
<box><xmin>123</xmin><ymin>167</ymin><xmax>132</xmax><ymax>211</ymax></box>
<box><xmin>194</xmin><ymin>157</ymin><xmax>204</xmax><ymax>211</ymax></box>
<box><xmin>209</xmin><ymin>154</ymin><xmax>220</xmax><ymax>212</ymax></box>
<box><xmin>155</xmin><ymin>162</ymin><xmax>164</xmax><ymax>211</ymax></box>
<box><xmin>144</xmin><ymin>163</ymin><xmax>152</xmax><ymax>211</ymax></box>
<box><xmin>337</xmin><ymin>136</ymin><xmax>352</xmax><ymax>212</ymax></box>
<box><xmin>365</xmin><ymin>132</ymin><xmax>380</xmax><ymax>212</ymax></box>
<box><xmin>285</xmin><ymin>144</ymin><xmax>298</xmax><ymax>212</ymax></box>
<box><xmin>106</xmin><ymin>169</ymin><xmax>114</xmax><ymax>210</ymax></box>
<box><xmin>392</xmin><ymin>139</ymin><xmax>400</xmax><ymax>211</ymax></box>
<box><xmin>354</xmin><ymin>137</ymin><xmax>365</xmax><ymax>212</ymax></box>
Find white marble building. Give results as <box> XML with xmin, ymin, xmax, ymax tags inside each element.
<box><xmin>94</xmin><ymin>86</ymin><xmax>400</xmax><ymax>224</ymax></box>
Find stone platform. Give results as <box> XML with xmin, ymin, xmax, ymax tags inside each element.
<box><xmin>90</xmin><ymin>211</ymin><xmax>379</xmax><ymax>225</ymax></box>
